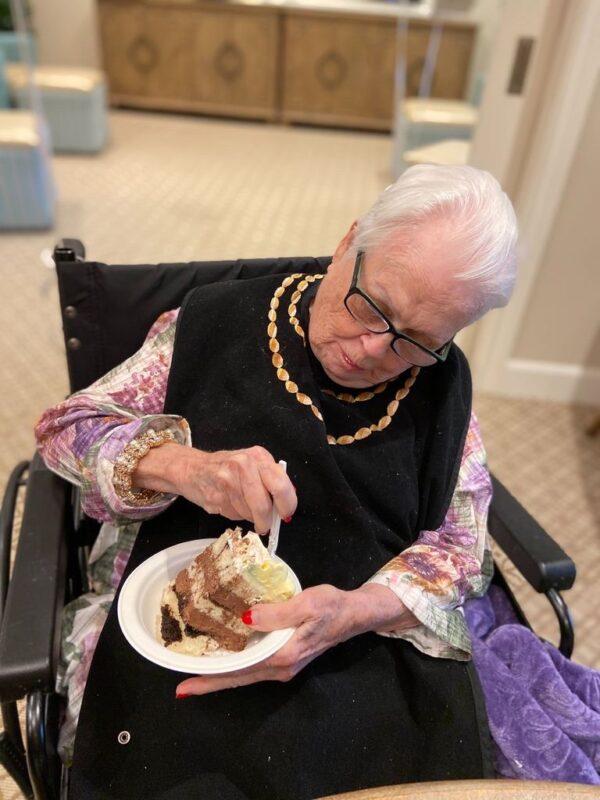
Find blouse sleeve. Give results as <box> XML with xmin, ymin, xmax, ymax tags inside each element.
<box><xmin>34</xmin><ymin>309</ymin><xmax>191</xmax><ymax>524</ymax></box>
<box><xmin>366</xmin><ymin>410</ymin><xmax>493</xmax><ymax>661</ymax></box>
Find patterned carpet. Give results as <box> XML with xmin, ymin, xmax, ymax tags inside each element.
<box><xmin>0</xmin><ymin>111</ymin><xmax>597</xmax><ymax>798</ymax></box>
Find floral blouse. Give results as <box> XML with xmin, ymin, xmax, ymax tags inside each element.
<box><xmin>35</xmin><ymin>308</ymin><xmax>493</xmax><ymax>762</ymax></box>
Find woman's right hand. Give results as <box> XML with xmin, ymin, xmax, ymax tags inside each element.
<box><xmin>134</xmin><ymin>442</ymin><xmax>297</xmax><ymax>533</ymax></box>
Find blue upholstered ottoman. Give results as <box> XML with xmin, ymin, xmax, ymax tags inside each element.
<box><xmin>6</xmin><ymin>65</ymin><xmax>107</xmax><ymax>153</ymax></box>
<box><xmin>0</xmin><ymin>110</ymin><xmax>55</xmax><ymax>229</ymax></box>
<box><xmin>399</xmin><ymin>98</ymin><xmax>478</xmax><ymax>151</ymax></box>
<box><xmin>0</xmin><ymin>32</ymin><xmax>37</xmax><ymax>64</ymax></box>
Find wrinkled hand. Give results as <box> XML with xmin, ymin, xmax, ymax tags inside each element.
<box><xmin>176</xmin><ymin>445</ymin><xmax>296</xmax><ymax>533</ymax></box>
<box><xmin>175</xmin><ymin>583</ymin><xmax>418</xmax><ymax>697</ymax></box>
<box><xmin>176</xmin><ymin>585</ymin><xmax>355</xmax><ymax>697</ymax></box>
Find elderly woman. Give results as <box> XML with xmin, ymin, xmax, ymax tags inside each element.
<box><xmin>36</xmin><ymin>165</ymin><xmax>516</xmax><ymax>799</ymax></box>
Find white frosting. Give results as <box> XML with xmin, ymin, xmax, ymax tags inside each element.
<box><xmin>229</xmin><ymin>530</ymin><xmax>269</xmax><ymax>571</ymax></box>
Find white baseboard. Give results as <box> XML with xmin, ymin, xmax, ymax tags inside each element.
<box><xmin>479</xmin><ymin>358</ymin><xmax>600</xmax><ymax>405</ymax></box>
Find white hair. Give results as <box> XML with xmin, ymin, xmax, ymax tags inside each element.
<box><xmin>354</xmin><ymin>165</ymin><xmax>518</xmax><ymax>320</ymax></box>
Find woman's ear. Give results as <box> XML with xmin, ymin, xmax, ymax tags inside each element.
<box><xmin>332</xmin><ymin>220</ymin><xmax>358</xmax><ymax>263</ymax></box>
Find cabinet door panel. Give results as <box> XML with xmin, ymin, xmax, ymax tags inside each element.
<box><xmin>283</xmin><ymin>15</ymin><xmax>396</xmax><ymax>125</ymax></box>
<box><xmin>192</xmin><ymin>11</ymin><xmax>278</xmax><ymax>111</ymax></box>
<box><xmin>406</xmin><ymin>23</ymin><xmax>474</xmax><ymax>99</ymax></box>
<box><xmin>98</xmin><ymin>3</ymin><xmax>148</xmax><ymax>97</ymax></box>
<box><xmin>99</xmin><ymin>3</ymin><xmax>193</xmax><ymax>100</ymax></box>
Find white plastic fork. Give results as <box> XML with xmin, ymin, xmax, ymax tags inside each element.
<box><xmin>267</xmin><ymin>460</ymin><xmax>287</xmax><ymax>556</ymax></box>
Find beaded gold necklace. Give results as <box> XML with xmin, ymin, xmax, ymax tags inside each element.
<box><xmin>267</xmin><ymin>273</ymin><xmax>420</xmax><ymax>446</ymax></box>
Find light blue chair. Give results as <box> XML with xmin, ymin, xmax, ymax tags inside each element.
<box><xmin>0</xmin><ymin>110</ymin><xmax>56</xmax><ymax>229</ymax></box>
<box><xmin>6</xmin><ymin>64</ymin><xmax>108</xmax><ymax>153</ymax></box>
<box><xmin>392</xmin><ymin>68</ymin><xmax>486</xmax><ymax>177</ymax></box>
<box><xmin>399</xmin><ymin>97</ymin><xmax>479</xmax><ymax>153</ymax></box>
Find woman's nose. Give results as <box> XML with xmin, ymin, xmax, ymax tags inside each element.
<box><xmin>361</xmin><ymin>331</ymin><xmax>394</xmax><ymax>360</ymax></box>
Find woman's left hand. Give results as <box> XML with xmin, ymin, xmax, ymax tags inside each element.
<box><xmin>175</xmin><ymin>583</ymin><xmax>418</xmax><ymax>697</ymax></box>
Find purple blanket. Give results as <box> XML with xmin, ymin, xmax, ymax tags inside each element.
<box><xmin>464</xmin><ymin>586</ymin><xmax>600</xmax><ymax>785</ymax></box>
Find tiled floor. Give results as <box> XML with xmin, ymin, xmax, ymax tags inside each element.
<box><xmin>0</xmin><ymin>111</ymin><xmax>597</xmax><ymax>798</ymax></box>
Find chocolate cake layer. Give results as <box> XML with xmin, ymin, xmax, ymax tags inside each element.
<box><xmin>208</xmin><ymin>585</ymin><xmax>249</xmax><ymax>616</ymax></box>
<box><xmin>193</xmin><ymin>539</ymin><xmax>257</xmax><ymax>613</ymax></box>
<box><xmin>193</xmin><ymin>547</ymin><xmax>223</xmax><ymax>596</ymax></box>
<box><xmin>160</xmin><ymin>604</ymin><xmax>182</xmax><ymax>645</ymax></box>
<box><xmin>185</xmin><ymin>607</ymin><xmax>250</xmax><ymax>652</ymax></box>
<box><xmin>175</xmin><ymin>568</ymin><xmax>192</xmax><ymax>610</ymax></box>
<box><xmin>173</xmin><ymin>584</ymin><xmax>251</xmax><ymax>652</ymax></box>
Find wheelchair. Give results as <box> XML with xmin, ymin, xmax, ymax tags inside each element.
<box><xmin>0</xmin><ymin>239</ymin><xmax>577</xmax><ymax>800</ymax></box>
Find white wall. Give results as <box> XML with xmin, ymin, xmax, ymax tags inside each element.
<box><xmin>466</xmin><ymin>0</ymin><xmax>600</xmax><ymax>404</ymax></box>
<box><xmin>29</xmin><ymin>0</ymin><xmax>101</xmax><ymax>68</ymax></box>
<box><xmin>514</xmin><ymin>74</ymin><xmax>600</xmax><ymax>370</ymax></box>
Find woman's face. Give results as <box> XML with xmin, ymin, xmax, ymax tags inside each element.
<box><xmin>308</xmin><ymin>223</ymin><xmax>469</xmax><ymax>389</ymax></box>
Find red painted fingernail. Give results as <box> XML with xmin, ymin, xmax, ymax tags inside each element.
<box><xmin>176</xmin><ymin>692</ymin><xmax>191</xmax><ymax>699</ymax></box>
<box><xmin>241</xmin><ymin>609</ymin><xmax>253</xmax><ymax>625</ymax></box>
<box><xmin>283</xmin><ymin>516</ymin><xmax>292</xmax><ymax>523</ymax></box>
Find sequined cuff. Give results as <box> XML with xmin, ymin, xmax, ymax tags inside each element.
<box><xmin>112</xmin><ymin>428</ymin><xmax>176</xmax><ymax>506</ymax></box>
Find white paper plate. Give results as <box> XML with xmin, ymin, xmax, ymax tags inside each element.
<box><xmin>117</xmin><ymin>538</ymin><xmax>302</xmax><ymax>675</ymax></box>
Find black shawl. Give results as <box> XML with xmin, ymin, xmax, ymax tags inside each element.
<box><xmin>69</xmin><ymin>275</ymin><xmax>492</xmax><ymax>800</ymax></box>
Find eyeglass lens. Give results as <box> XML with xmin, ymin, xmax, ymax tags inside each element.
<box><xmin>345</xmin><ymin>293</ymin><xmax>437</xmax><ymax>366</ymax></box>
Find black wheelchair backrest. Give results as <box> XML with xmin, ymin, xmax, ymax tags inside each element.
<box><xmin>54</xmin><ymin>240</ymin><xmax>331</xmax><ymax>394</ymax></box>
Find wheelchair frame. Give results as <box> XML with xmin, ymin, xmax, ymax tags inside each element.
<box><xmin>0</xmin><ymin>240</ymin><xmax>577</xmax><ymax>800</ymax></box>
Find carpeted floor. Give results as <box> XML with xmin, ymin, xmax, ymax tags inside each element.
<box><xmin>0</xmin><ymin>110</ymin><xmax>597</xmax><ymax>798</ymax></box>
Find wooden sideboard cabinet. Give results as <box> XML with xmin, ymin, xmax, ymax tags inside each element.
<box><xmin>282</xmin><ymin>14</ymin><xmax>396</xmax><ymax>130</ymax></box>
<box><xmin>99</xmin><ymin>3</ymin><xmax>194</xmax><ymax>102</ymax></box>
<box><xmin>282</xmin><ymin>14</ymin><xmax>476</xmax><ymax>130</ymax></box>
<box><xmin>192</xmin><ymin>10</ymin><xmax>278</xmax><ymax>118</ymax></box>
<box><xmin>98</xmin><ymin>1</ymin><xmax>279</xmax><ymax>119</ymax></box>
<box><xmin>97</xmin><ymin>0</ymin><xmax>475</xmax><ymax>130</ymax></box>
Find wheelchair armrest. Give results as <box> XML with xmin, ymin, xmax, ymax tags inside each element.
<box><xmin>0</xmin><ymin>454</ymin><xmax>69</xmax><ymax>702</ymax></box>
<box><xmin>488</xmin><ymin>473</ymin><xmax>576</xmax><ymax>594</ymax></box>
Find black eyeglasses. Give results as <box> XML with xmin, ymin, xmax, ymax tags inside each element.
<box><xmin>343</xmin><ymin>250</ymin><xmax>453</xmax><ymax>367</ymax></box>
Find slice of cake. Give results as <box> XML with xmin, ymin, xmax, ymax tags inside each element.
<box><xmin>158</xmin><ymin>527</ymin><xmax>295</xmax><ymax>654</ymax></box>
<box><xmin>190</xmin><ymin>527</ymin><xmax>295</xmax><ymax>615</ymax></box>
